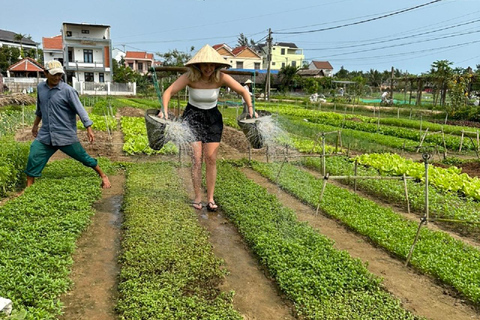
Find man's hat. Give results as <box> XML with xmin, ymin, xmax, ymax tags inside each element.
<box><xmin>45</xmin><ymin>60</ymin><xmax>65</xmax><ymax>75</ymax></box>
<box><xmin>185</xmin><ymin>45</ymin><xmax>231</xmax><ymax>68</ymax></box>
<box><xmin>244</xmin><ymin>79</ymin><xmax>252</xmax><ymax>84</ymax></box>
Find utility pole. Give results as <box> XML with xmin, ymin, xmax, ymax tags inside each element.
<box><xmin>264</xmin><ymin>28</ymin><xmax>272</xmax><ymax>102</ymax></box>
<box><xmin>390</xmin><ymin>66</ymin><xmax>394</xmax><ymax>100</ymax></box>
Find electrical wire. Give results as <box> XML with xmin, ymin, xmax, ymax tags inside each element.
<box><xmin>274</xmin><ymin>0</ymin><xmax>444</xmax><ymax>35</ymax></box>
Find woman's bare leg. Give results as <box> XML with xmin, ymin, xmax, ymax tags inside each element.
<box><xmin>203</xmin><ymin>142</ymin><xmax>220</xmax><ymax>206</ymax></box>
<box><xmin>191</xmin><ymin>141</ymin><xmax>203</xmax><ymax>207</ymax></box>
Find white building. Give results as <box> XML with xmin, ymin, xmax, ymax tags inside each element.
<box><xmin>61</xmin><ymin>22</ymin><xmax>113</xmax><ymax>84</ymax></box>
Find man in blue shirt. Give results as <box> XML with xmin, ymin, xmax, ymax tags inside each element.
<box><xmin>24</xmin><ymin>60</ymin><xmax>111</xmax><ymax>189</ymax></box>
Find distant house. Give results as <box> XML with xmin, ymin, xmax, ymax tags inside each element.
<box><xmin>297</xmin><ymin>69</ymin><xmax>326</xmax><ymax>78</ymax></box>
<box><xmin>42</xmin><ymin>35</ymin><xmax>63</xmax><ymax>63</ymax></box>
<box><xmin>7</xmin><ymin>57</ymin><xmax>44</xmax><ymax>78</ymax></box>
<box><xmin>258</xmin><ymin>42</ymin><xmax>305</xmax><ymax>70</ymax></box>
<box><xmin>62</xmin><ymin>22</ymin><xmax>113</xmax><ymax>84</ymax></box>
<box><xmin>112</xmin><ymin>48</ymin><xmax>126</xmax><ymax>62</ymax></box>
<box><xmin>308</xmin><ymin>61</ymin><xmax>334</xmax><ymax>77</ymax></box>
<box><xmin>4</xmin><ymin>57</ymin><xmax>44</xmax><ymax>93</ymax></box>
<box><xmin>214</xmin><ymin>44</ymin><xmax>262</xmax><ymax>70</ymax></box>
<box><xmin>124</xmin><ymin>51</ymin><xmax>155</xmax><ymax>75</ymax></box>
<box><xmin>0</xmin><ymin>29</ymin><xmax>38</xmax><ymax>52</ymax></box>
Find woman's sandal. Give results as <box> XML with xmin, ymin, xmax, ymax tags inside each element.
<box><xmin>191</xmin><ymin>202</ymin><xmax>203</xmax><ymax>210</ymax></box>
<box><xmin>206</xmin><ymin>202</ymin><xmax>218</xmax><ymax>212</ymax></box>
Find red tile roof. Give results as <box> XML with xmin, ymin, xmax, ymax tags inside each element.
<box><xmin>231</xmin><ymin>46</ymin><xmax>247</xmax><ymax>55</ymax></box>
<box><xmin>8</xmin><ymin>57</ymin><xmax>44</xmax><ymax>72</ymax></box>
<box><xmin>125</xmin><ymin>51</ymin><xmax>154</xmax><ymax>60</ymax></box>
<box><xmin>312</xmin><ymin>61</ymin><xmax>333</xmax><ymax>70</ymax></box>
<box><xmin>42</xmin><ymin>35</ymin><xmax>62</xmax><ymax>50</ymax></box>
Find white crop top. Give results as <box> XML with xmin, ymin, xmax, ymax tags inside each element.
<box><xmin>188</xmin><ymin>87</ymin><xmax>220</xmax><ymax>110</ymax></box>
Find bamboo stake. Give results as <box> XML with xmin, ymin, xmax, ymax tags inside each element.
<box><xmin>403</xmin><ymin>174</ymin><xmax>411</xmax><ymax>214</ymax></box>
<box><xmin>405</xmin><ymin>216</ymin><xmax>427</xmax><ymax>267</ymax></box>
<box><xmin>316</xmin><ymin>173</ymin><xmax>329</xmax><ymax>215</ymax></box>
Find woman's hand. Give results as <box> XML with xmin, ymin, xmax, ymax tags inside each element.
<box><xmin>248</xmin><ymin>106</ymin><xmax>258</xmax><ymax>118</ymax></box>
<box><xmin>157</xmin><ymin>110</ymin><xmax>168</xmax><ymax>119</ymax></box>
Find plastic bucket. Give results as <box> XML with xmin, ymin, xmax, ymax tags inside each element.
<box><xmin>237</xmin><ymin>110</ymin><xmax>272</xmax><ymax>149</ymax></box>
<box><xmin>144</xmin><ymin>109</ymin><xmax>171</xmax><ymax>150</ymax></box>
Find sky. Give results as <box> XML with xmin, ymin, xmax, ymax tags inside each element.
<box><xmin>2</xmin><ymin>0</ymin><xmax>479</xmax><ymax>75</ymax></box>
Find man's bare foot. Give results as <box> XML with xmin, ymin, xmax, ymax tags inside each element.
<box><xmin>101</xmin><ymin>176</ymin><xmax>111</xmax><ymax>189</ymax></box>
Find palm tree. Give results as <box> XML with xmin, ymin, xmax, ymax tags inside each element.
<box><xmin>430</xmin><ymin>59</ymin><xmax>453</xmax><ymax>107</ymax></box>
<box><xmin>14</xmin><ymin>33</ymin><xmax>26</xmax><ymax>59</ymax></box>
<box><xmin>278</xmin><ymin>65</ymin><xmax>299</xmax><ymax>93</ymax></box>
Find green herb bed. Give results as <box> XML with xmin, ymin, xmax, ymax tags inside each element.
<box><xmin>117</xmin><ymin>162</ymin><xmax>241</xmax><ymax>319</ymax></box>
<box><xmin>214</xmin><ymin>161</ymin><xmax>422</xmax><ymax>319</ymax></box>
<box><xmin>302</xmin><ymin>156</ymin><xmax>480</xmax><ymax>226</ymax></box>
<box><xmin>251</xmin><ymin>160</ymin><xmax>480</xmax><ymax>307</ymax></box>
<box><xmin>0</xmin><ymin>158</ymin><xmax>111</xmax><ymax>319</ymax></box>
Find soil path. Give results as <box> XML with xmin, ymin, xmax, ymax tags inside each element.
<box><xmin>240</xmin><ymin>167</ymin><xmax>480</xmax><ymax>320</ymax></box>
<box><xmin>178</xmin><ymin>167</ymin><xmax>296</xmax><ymax>320</ymax></box>
<box><xmin>58</xmin><ymin>174</ymin><xmax>124</xmax><ymax>320</ymax></box>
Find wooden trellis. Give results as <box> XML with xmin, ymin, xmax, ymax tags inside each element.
<box><xmin>459</xmin><ymin>129</ymin><xmax>480</xmax><ymax>157</ymax></box>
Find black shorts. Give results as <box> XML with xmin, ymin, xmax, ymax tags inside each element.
<box><xmin>182</xmin><ymin>103</ymin><xmax>223</xmax><ymax>143</ymax></box>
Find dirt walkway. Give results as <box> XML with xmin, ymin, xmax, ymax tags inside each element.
<box><xmin>58</xmin><ymin>174</ymin><xmax>124</xmax><ymax>320</ymax></box>
<box><xmin>240</xmin><ymin>167</ymin><xmax>480</xmax><ymax>320</ymax></box>
<box><xmin>178</xmin><ymin>167</ymin><xmax>296</xmax><ymax>320</ymax></box>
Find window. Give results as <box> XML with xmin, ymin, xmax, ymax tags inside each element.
<box><xmin>68</xmin><ymin>50</ymin><xmax>73</xmax><ymax>62</ymax></box>
<box><xmin>282</xmin><ymin>63</ymin><xmax>285</xmax><ymax>68</ymax></box>
<box><xmin>281</xmin><ymin>48</ymin><xmax>285</xmax><ymax>55</ymax></box>
<box><xmin>254</xmin><ymin>62</ymin><xmax>260</xmax><ymax>70</ymax></box>
<box><xmin>85</xmin><ymin>72</ymin><xmax>94</xmax><ymax>82</ymax></box>
<box><xmin>292</xmin><ymin>61</ymin><xmax>297</xmax><ymax>67</ymax></box>
<box><xmin>138</xmin><ymin>62</ymin><xmax>143</xmax><ymax>71</ymax></box>
<box><xmin>99</xmin><ymin>73</ymin><xmax>104</xmax><ymax>83</ymax></box>
<box><xmin>83</xmin><ymin>49</ymin><xmax>93</xmax><ymax>63</ymax></box>
<box><xmin>128</xmin><ymin>63</ymin><xmax>134</xmax><ymax>69</ymax></box>
<box><xmin>81</xmin><ymin>30</ymin><xmax>90</xmax><ymax>34</ymax></box>
<box><xmin>236</xmin><ymin>61</ymin><xmax>244</xmax><ymax>69</ymax></box>
<box><xmin>66</xmin><ymin>31</ymin><xmax>72</xmax><ymax>37</ymax></box>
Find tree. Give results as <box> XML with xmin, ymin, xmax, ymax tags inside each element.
<box><xmin>0</xmin><ymin>46</ymin><xmax>21</xmax><ymax>73</ymax></box>
<box><xmin>365</xmin><ymin>69</ymin><xmax>382</xmax><ymax>88</ymax></box>
<box><xmin>302</xmin><ymin>77</ymin><xmax>319</xmax><ymax>94</ymax></box>
<box><xmin>112</xmin><ymin>58</ymin><xmax>138</xmax><ymax>83</ymax></box>
<box><xmin>430</xmin><ymin>59</ymin><xmax>453</xmax><ymax>107</ymax></box>
<box><xmin>237</xmin><ymin>33</ymin><xmax>256</xmax><ymax>47</ymax></box>
<box><xmin>14</xmin><ymin>33</ymin><xmax>32</xmax><ymax>59</ymax></box>
<box><xmin>157</xmin><ymin>47</ymin><xmax>194</xmax><ymax>66</ymax></box>
<box><xmin>334</xmin><ymin>66</ymin><xmax>349</xmax><ymax>79</ymax></box>
<box><xmin>278</xmin><ymin>65</ymin><xmax>300</xmax><ymax>93</ymax></box>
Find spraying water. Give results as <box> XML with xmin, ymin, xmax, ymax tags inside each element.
<box><xmin>256</xmin><ymin>116</ymin><xmax>290</xmax><ymax>147</ymax></box>
<box><xmin>147</xmin><ymin>114</ymin><xmax>195</xmax><ymax>149</ymax></box>
<box><xmin>164</xmin><ymin>120</ymin><xmax>195</xmax><ymax>147</ymax></box>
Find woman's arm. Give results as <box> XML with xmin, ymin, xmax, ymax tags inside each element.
<box><xmin>160</xmin><ymin>73</ymin><xmax>190</xmax><ymax>118</ymax></box>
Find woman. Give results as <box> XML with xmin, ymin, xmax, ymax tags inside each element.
<box><xmin>160</xmin><ymin>44</ymin><xmax>254</xmax><ymax>211</ymax></box>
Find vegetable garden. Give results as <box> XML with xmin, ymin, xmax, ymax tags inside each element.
<box><xmin>1</xmin><ymin>95</ymin><xmax>480</xmax><ymax>320</ymax></box>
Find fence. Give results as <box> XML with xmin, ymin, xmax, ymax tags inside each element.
<box><xmin>3</xmin><ymin>78</ymin><xmax>40</xmax><ymax>94</ymax></box>
<box><xmin>73</xmin><ymin>80</ymin><xmax>136</xmax><ymax>96</ymax></box>
<box><xmin>3</xmin><ymin>77</ymin><xmax>136</xmax><ymax>96</ymax></box>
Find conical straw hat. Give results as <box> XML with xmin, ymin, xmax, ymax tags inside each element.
<box><xmin>185</xmin><ymin>44</ymin><xmax>231</xmax><ymax>68</ymax></box>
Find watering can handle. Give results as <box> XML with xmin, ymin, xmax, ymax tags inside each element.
<box><xmin>150</xmin><ymin>67</ymin><xmax>166</xmax><ymax>118</ymax></box>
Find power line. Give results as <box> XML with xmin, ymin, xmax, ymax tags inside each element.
<box><xmin>307</xmin><ymin>39</ymin><xmax>480</xmax><ymax>62</ymax></box>
<box><xmin>305</xmin><ymin>18</ymin><xmax>480</xmax><ymax>51</ymax></box>
<box><xmin>317</xmin><ymin>29</ymin><xmax>480</xmax><ymax>58</ymax></box>
<box><xmin>274</xmin><ymin>0</ymin><xmax>444</xmax><ymax>35</ymax></box>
